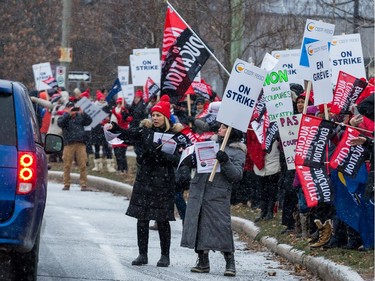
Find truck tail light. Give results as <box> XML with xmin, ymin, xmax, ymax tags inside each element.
<box><xmin>17</xmin><ymin>152</ymin><xmax>37</xmax><ymax>194</ymax></box>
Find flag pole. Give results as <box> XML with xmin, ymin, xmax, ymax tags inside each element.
<box><xmin>166</xmin><ymin>1</ymin><xmax>231</xmax><ymax>77</ymax></box>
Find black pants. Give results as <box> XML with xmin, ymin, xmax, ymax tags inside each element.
<box><xmin>281</xmin><ymin>188</ymin><xmax>298</xmax><ymax>229</ymax></box>
<box><xmin>137</xmin><ymin>220</ymin><xmax>171</xmax><ymax>256</ymax></box>
<box><xmin>257</xmin><ymin>173</ymin><xmax>280</xmax><ymax>203</ymax></box>
<box><xmin>113</xmin><ymin>146</ymin><xmax>128</xmax><ymax>172</ymax></box>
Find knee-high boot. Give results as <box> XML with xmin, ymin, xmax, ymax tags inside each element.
<box><xmin>132</xmin><ymin>220</ymin><xmax>149</xmax><ymax>266</ymax></box>
<box><xmin>157</xmin><ymin>221</ymin><xmax>171</xmax><ymax>267</ymax></box>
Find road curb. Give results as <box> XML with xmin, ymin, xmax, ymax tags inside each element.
<box><xmin>48</xmin><ymin>171</ymin><xmax>364</xmax><ymax>281</ymax></box>
<box><xmin>231</xmin><ymin>217</ymin><xmax>364</xmax><ymax>281</ymax></box>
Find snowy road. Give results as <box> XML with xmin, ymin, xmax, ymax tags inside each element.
<box><xmin>38</xmin><ymin>182</ymin><xmax>301</xmax><ymax>281</ymax></box>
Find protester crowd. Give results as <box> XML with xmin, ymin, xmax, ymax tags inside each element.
<box><xmin>30</xmin><ymin>77</ymin><xmax>374</xmax><ymax>276</ymax></box>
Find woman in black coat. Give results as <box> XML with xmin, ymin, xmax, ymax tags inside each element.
<box><xmin>107</xmin><ymin>95</ymin><xmax>183</xmax><ymax>268</ymax></box>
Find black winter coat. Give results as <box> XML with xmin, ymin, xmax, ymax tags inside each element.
<box><xmin>111</xmin><ymin>120</ymin><xmax>182</xmax><ymax>221</ymax></box>
<box><xmin>57</xmin><ymin>112</ymin><xmax>92</xmax><ymax>145</ymax></box>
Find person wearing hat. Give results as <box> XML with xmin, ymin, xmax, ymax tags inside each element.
<box><xmin>107</xmin><ymin>94</ymin><xmax>184</xmax><ymax>267</ymax></box>
<box><xmin>110</xmin><ymin>97</ymin><xmax>132</xmax><ymax>175</ymax></box>
<box><xmin>57</xmin><ymin>101</ymin><xmax>93</xmax><ymax>191</ymax></box>
<box><xmin>91</xmin><ymin>91</ymin><xmax>116</xmax><ymax>173</ymax></box>
<box><xmin>181</xmin><ymin>123</ymin><xmax>246</xmax><ymax>277</ymax></box>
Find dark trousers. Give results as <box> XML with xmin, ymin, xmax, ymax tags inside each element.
<box><xmin>94</xmin><ymin>142</ymin><xmax>112</xmax><ymax>159</ymax></box>
<box><xmin>113</xmin><ymin>146</ymin><xmax>128</xmax><ymax>172</ymax></box>
<box><xmin>256</xmin><ymin>172</ymin><xmax>280</xmax><ymax>216</ymax></box>
<box><xmin>281</xmin><ymin>188</ymin><xmax>298</xmax><ymax>229</ymax></box>
<box><xmin>137</xmin><ymin>220</ymin><xmax>171</xmax><ymax>256</ymax></box>
<box><xmin>175</xmin><ymin>191</ymin><xmax>186</xmax><ymax>221</ymax></box>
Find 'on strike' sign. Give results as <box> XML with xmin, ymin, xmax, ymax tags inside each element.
<box><xmin>216</xmin><ymin>58</ymin><xmax>267</xmax><ymax>132</ymax></box>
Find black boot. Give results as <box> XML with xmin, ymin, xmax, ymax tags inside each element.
<box><xmin>157</xmin><ymin>254</ymin><xmax>170</xmax><ymax>267</ymax></box>
<box><xmin>254</xmin><ymin>201</ymin><xmax>267</xmax><ymax>222</ymax></box>
<box><xmin>223</xmin><ymin>252</ymin><xmax>236</xmax><ymax>277</ymax></box>
<box><xmin>157</xmin><ymin>221</ymin><xmax>171</xmax><ymax>267</ymax></box>
<box><xmin>264</xmin><ymin>201</ymin><xmax>275</xmax><ymax>221</ymax></box>
<box><xmin>132</xmin><ymin>220</ymin><xmax>149</xmax><ymax>266</ymax></box>
<box><xmin>132</xmin><ymin>254</ymin><xmax>148</xmax><ymax>266</ymax></box>
<box><xmin>191</xmin><ymin>252</ymin><xmax>210</xmax><ymax>273</ymax></box>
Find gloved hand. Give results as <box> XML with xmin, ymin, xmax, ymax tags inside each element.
<box><xmin>152</xmin><ymin>142</ymin><xmax>165</xmax><ymax>162</ymax></box>
<box><xmin>216</xmin><ymin>150</ymin><xmax>229</xmax><ymax>163</ymax></box>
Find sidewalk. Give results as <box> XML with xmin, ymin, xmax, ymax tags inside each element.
<box><xmin>48</xmin><ymin>171</ymin><xmax>365</xmax><ymax>281</ymax></box>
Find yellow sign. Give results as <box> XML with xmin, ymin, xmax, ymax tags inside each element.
<box><xmin>59</xmin><ymin>47</ymin><xmax>73</xmax><ymax>63</ymax></box>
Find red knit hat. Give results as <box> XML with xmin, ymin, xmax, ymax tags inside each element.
<box><xmin>80</xmin><ymin>90</ymin><xmax>90</xmax><ymax>99</ymax></box>
<box><xmin>96</xmin><ymin>90</ymin><xmax>105</xmax><ymax>101</ymax></box>
<box><xmin>135</xmin><ymin>89</ymin><xmax>143</xmax><ymax>98</ymax></box>
<box><xmin>116</xmin><ymin>97</ymin><xmax>123</xmax><ymax>104</ymax></box>
<box><xmin>151</xmin><ymin>95</ymin><xmax>171</xmax><ymax>119</ymax></box>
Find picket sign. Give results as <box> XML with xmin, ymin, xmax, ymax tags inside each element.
<box><xmin>208</xmin><ymin>126</ymin><xmax>232</xmax><ymax>182</ymax></box>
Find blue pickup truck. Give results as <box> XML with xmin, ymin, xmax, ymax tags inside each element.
<box><xmin>0</xmin><ymin>80</ymin><xmax>63</xmax><ymax>280</ymax></box>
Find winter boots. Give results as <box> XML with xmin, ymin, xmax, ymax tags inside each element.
<box><xmin>223</xmin><ymin>252</ymin><xmax>236</xmax><ymax>277</ymax></box>
<box><xmin>92</xmin><ymin>158</ymin><xmax>116</xmax><ymax>172</ymax></box>
<box><xmin>156</xmin><ymin>255</ymin><xmax>170</xmax><ymax>267</ymax></box>
<box><xmin>106</xmin><ymin>158</ymin><xmax>116</xmax><ymax>173</ymax></box>
<box><xmin>310</xmin><ymin>219</ymin><xmax>332</xmax><ymax>248</ymax></box>
<box><xmin>191</xmin><ymin>252</ymin><xmax>210</xmax><ymax>273</ymax></box>
<box><xmin>92</xmin><ymin>158</ymin><xmax>103</xmax><ymax>172</ymax></box>
<box><xmin>132</xmin><ymin>254</ymin><xmax>148</xmax><ymax>266</ymax></box>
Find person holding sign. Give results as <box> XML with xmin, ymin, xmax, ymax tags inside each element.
<box><xmin>106</xmin><ymin>95</ymin><xmax>184</xmax><ymax>268</ymax></box>
<box><xmin>181</xmin><ymin>124</ymin><xmax>246</xmax><ymax>277</ymax></box>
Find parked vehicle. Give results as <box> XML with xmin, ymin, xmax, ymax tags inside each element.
<box><xmin>0</xmin><ymin>80</ymin><xmax>63</xmax><ymax>280</ymax></box>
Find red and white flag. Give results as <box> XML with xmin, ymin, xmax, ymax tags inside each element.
<box><xmin>295</xmin><ymin>115</ymin><xmax>334</xmax><ymax>168</ymax></box>
<box><xmin>143</xmin><ymin>77</ymin><xmax>160</xmax><ymax>102</ymax></box>
<box><xmin>161</xmin><ymin>7</ymin><xmax>211</xmax><ymax>104</ymax></box>
<box><xmin>161</xmin><ymin>7</ymin><xmax>187</xmax><ymax>63</ymax></box>
<box><xmin>329</xmin><ymin>127</ymin><xmax>368</xmax><ymax>177</ymax></box>
<box><xmin>296</xmin><ymin>165</ymin><xmax>332</xmax><ymax>208</ymax></box>
<box><xmin>331</xmin><ymin>71</ymin><xmax>367</xmax><ymax>114</ymax></box>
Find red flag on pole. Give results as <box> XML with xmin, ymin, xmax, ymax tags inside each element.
<box><xmin>143</xmin><ymin>77</ymin><xmax>160</xmax><ymax>102</ymax></box>
<box><xmin>161</xmin><ymin>7</ymin><xmax>187</xmax><ymax>63</ymax></box>
<box><xmin>331</xmin><ymin>71</ymin><xmax>367</xmax><ymax>114</ymax></box>
<box><xmin>161</xmin><ymin>7</ymin><xmax>211</xmax><ymax>104</ymax></box>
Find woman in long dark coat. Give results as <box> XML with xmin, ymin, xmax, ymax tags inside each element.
<box><xmin>108</xmin><ymin>95</ymin><xmax>183</xmax><ymax>267</ymax></box>
<box><xmin>181</xmin><ymin>124</ymin><xmax>246</xmax><ymax>277</ymax></box>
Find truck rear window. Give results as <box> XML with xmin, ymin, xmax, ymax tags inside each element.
<box><xmin>0</xmin><ymin>93</ymin><xmax>16</xmax><ymax>146</ymax></box>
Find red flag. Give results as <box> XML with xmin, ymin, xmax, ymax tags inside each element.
<box><xmin>180</xmin><ymin>126</ymin><xmax>214</xmax><ymax>143</ymax></box>
<box><xmin>161</xmin><ymin>7</ymin><xmax>187</xmax><ymax>63</ymax></box>
<box><xmin>329</xmin><ymin>127</ymin><xmax>368</xmax><ymax>177</ymax></box>
<box><xmin>161</xmin><ymin>8</ymin><xmax>211</xmax><ymax>104</ymax></box>
<box><xmin>296</xmin><ymin>165</ymin><xmax>332</xmax><ymax>208</ymax></box>
<box><xmin>143</xmin><ymin>77</ymin><xmax>160</xmax><ymax>102</ymax></box>
<box><xmin>331</xmin><ymin>71</ymin><xmax>367</xmax><ymax>114</ymax></box>
<box><xmin>191</xmin><ymin>81</ymin><xmax>212</xmax><ymax>100</ymax></box>
<box><xmin>295</xmin><ymin>115</ymin><xmax>334</xmax><ymax>167</ymax></box>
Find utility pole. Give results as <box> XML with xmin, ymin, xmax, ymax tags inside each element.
<box><xmin>230</xmin><ymin>0</ymin><xmax>244</xmax><ymax>67</ymax></box>
<box><xmin>60</xmin><ymin>0</ymin><xmax>72</xmax><ymax>89</ymax></box>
